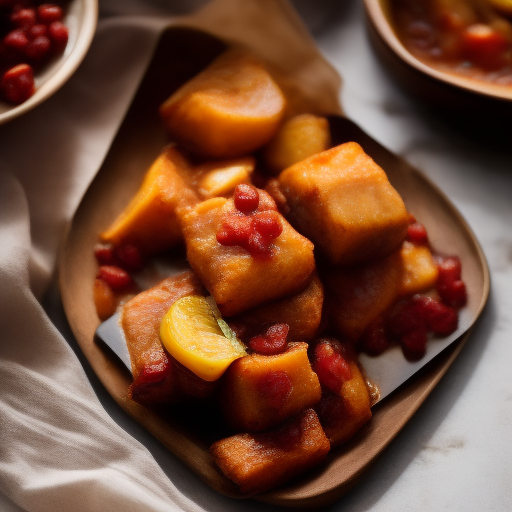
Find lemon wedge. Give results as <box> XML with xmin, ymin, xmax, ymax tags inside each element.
<box><xmin>160</xmin><ymin>295</ymin><xmax>246</xmax><ymax>381</ymax></box>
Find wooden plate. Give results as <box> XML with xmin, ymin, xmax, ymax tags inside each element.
<box><xmin>59</xmin><ymin>2</ymin><xmax>489</xmax><ymax>507</ymax></box>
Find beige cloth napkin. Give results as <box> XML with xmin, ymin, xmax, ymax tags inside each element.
<box><xmin>0</xmin><ymin>14</ymin><xmax>233</xmax><ymax>512</ymax></box>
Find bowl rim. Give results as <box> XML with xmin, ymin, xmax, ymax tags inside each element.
<box><xmin>363</xmin><ymin>0</ymin><xmax>512</xmax><ymax>102</ymax></box>
<box><xmin>0</xmin><ymin>0</ymin><xmax>99</xmax><ymax>125</ymax></box>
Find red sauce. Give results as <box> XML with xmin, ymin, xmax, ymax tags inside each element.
<box><xmin>256</xmin><ymin>370</ymin><xmax>292</xmax><ymax>409</ymax></box>
<box><xmin>217</xmin><ymin>184</ymin><xmax>283</xmax><ymax>259</ymax></box>
<box><xmin>313</xmin><ymin>338</ymin><xmax>352</xmax><ymax>393</ymax></box>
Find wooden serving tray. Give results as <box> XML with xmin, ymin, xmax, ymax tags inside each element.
<box><xmin>59</xmin><ymin>0</ymin><xmax>489</xmax><ymax>507</ymax></box>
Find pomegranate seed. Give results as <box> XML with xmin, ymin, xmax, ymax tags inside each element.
<box><xmin>115</xmin><ymin>243</ymin><xmax>144</xmax><ymax>272</ymax></box>
<box><xmin>438</xmin><ymin>279</ymin><xmax>467</xmax><ymax>309</ymax></box>
<box><xmin>401</xmin><ymin>328</ymin><xmax>428</xmax><ymax>361</ymax></box>
<box><xmin>257</xmin><ymin>370</ymin><xmax>292</xmax><ymax>409</ymax></box>
<box><xmin>28</xmin><ymin>24</ymin><xmax>47</xmax><ymax>39</ymax></box>
<box><xmin>9</xmin><ymin>8</ymin><xmax>36</xmax><ymax>29</ymax></box>
<box><xmin>234</xmin><ymin>183</ymin><xmax>259</xmax><ymax>212</ymax></box>
<box><xmin>48</xmin><ymin>21</ymin><xmax>67</xmax><ymax>53</ymax></box>
<box><xmin>424</xmin><ymin>298</ymin><xmax>458</xmax><ymax>336</ymax></box>
<box><xmin>436</xmin><ymin>256</ymin><xmax>462</xmax><ymax>283</ymax></box>
<box><xmin>24</xmin><ymin>35</ymin><xmax>50</xmax><ymax>63</ymax></box>
<box><xmin>313</xmin><ymin>339</ymin><xmax>352</xmax><ymax>394</ymax></box>
<box><xmin>37</xmin><ymin>4</ymin><xmax>63</xmax><ymax>24</ymax></box>
<box><xmin>407</xmin><ymin>221</ymin><xmax>429</xmax><ymax>245</ymax></box>
<box><xmin>3</xmin><ymin>29</ymin><xmax>29</xmax><ymax>52</ymax></box>
<box><xmin>359</xmin><ymin>318</ymin><xmax>390</xmax><ymax>356</ymax></box>
<box><xmin>97</xmin><ymin>265</ymin><xmax>133</xmax><ymax>290</ymax></box>
<box><xmin>93</xmin><ymin>243</ymin><xmax>118</xmax><ymax>266</ymax></box>
<box><xmin>0</xmin><ymin>63</ymin><xmax>34</xmax><ymax>104</ymax></box>
<box><xmin>387</xmin><ymin>297</ymin><xmax>427</xmax><ymax>338</ymax></box>
<box><xmin>249</xmin><ymin>323</ymin><xmax>289</xmax><ymax>355</ymax></box>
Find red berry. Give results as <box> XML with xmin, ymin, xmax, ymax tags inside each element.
<box><xmin>3</xmin><ymin>29</ymin><xmax>29</xmax><ymax>52</ymax></box>
<box><xmin>24</xmin><ymin>34</ymin><xmax>50</xmax><ymax>63</ymax></box>
<box><xmin>9</xmin><ymin>8</ymin><xmax>36</xmax><ymax>29</ymax></box>
<box><xmin>233</xmin><ymin>184</ymin><xmax>259</xmax><ymax>213</ymax></box>
<box><xmin>48</xmin><ymin>21</ymin><xmax>68</xmax><ymax>53</ymax></box>
<box><xmin>97</xmin><ymin>265</ymin><xmax>133</xmax><ymax>290</ymax></box>
<box><xmin>37</xmin><ymin>4</ymin><xmax>63</xmax><ymax>24</ymax></box>
<box><xmin>438</xmin><ymin>279</ymin><xmax>467</xmax><ymax>309</ymax></box>
<box><xmin>401</xmin><ymin>328</ymin><xmax>428</xmax><ymax>361</ymax></box>
<box><xmin>115</xmin><ymin>243</ymin><xmax>144</xmax><ymax>272</ymax></box>
<box><xmin>0</xmin><ymin>63</ymin><xmax>34</xmax><ymax>104</ymax></box>
<box><xmin>93</xmin><ymin>243</ymin><xmax>117</xmax><ymax>266</ymax></box>
<box><xmin>436</xmin><ymin>256</ymin><xmax>462</xmax><ymax>283</ymax></box>
<box><xmin>387</xmin><ymin>297</ymin><xmax>427</xmax><ymax>338</ymax></box>
<box><xmin>28</xmin><ymin>24</ymin><xmax>47</xmax><ymax>39</ymax></box>
<box><xmin>359</xmin><ymin>318</ymin><xmax>390</xmax><ymax>356</ymax></box>
<box><xmin>407</xmin><ymin>221</ymin><xmax>429</xmax><ymax>245</ymax></box>
<box><xmin>424</xmin><ymin>298</ymin><xmax>458</xmax><ymax>336</ymax></box>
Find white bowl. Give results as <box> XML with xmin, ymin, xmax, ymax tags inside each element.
<box><xmin>0</xmin><ymin>0</ymin><xmax>98</xmax><ymax>125</ymax></box>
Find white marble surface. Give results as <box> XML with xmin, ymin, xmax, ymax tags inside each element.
<box><xmin>1</xmin><ymin>0</ymin><xmax>510</xmax><ymax>511</ymax></box>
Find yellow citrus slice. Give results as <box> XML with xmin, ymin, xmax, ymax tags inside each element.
<box><xmin>160</xmin><ymin>295</ymin><xmax>246</xmax><ymax>381</ymax></box>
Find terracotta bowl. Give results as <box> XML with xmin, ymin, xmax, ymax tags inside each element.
<box><xmin>363</xmin><ymin>0</ymin><xmax>512</xmax><ymax>121</ymax></box>
<box><xmin>0</xmin><ymin>0</ymin><xmax>98</xmax><ymax>125</ymax></box>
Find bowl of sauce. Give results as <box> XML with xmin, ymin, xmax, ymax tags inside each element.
<box><xmin>364</xmin><ymin>0</ymin><xmax>512</xmax><ymax>118</ymax></box>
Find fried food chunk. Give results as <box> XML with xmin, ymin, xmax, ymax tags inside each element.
<box><xmin>326</xmin><ymin>241</ymin><xmax>440</xmax><ymax>341</ymax></box>
<box><xmin>121</xmin><ymin>271</ymin><xmax>216</xmax><ymax>406</ymax></box>
<box><xmin>101</xmin><ymin>145</ymin><xmax>199</xmax><ymax>256</ymax></box>
<box><xmin>315</xmin><ymin>360</ymin><xmax>372</xmax><ymax>446</ymax></box>
<box><xmin>263</xmin><ymin>113</ymin><xmax>331</xmax><ymax>174</ymax></box>
<box><xmin>180</xmin><ymin>190</ymin><xmax>315</xmax><ymax>316</ymax></box>
<box><xmin>210</xmin><ymin>408</ymin><xmax>330</xmax><ymax>495</ymax></box>
<box><xmin>159</xmin><ymin>50</ymin><xmax>286</xmax><ymax>159</ymax></box>
<box><xmin>278</xmin><ymin>142</ymin><xmax>409</xmax><ymax>265</ymax></box>
<box><xmin>233</xmin><ymin>272</ymin><xmax>324</xmax><ymax>341</ymax></box>
<box><xmin>219</xmin><ymin>342</ymin><xmax>321</xmax><ymax>432</ymax></box>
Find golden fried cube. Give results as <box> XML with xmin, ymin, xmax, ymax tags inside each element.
<box><xmin>233</xmin><ymin>272</ymin><xmax>324</xmax><ymax>341</ymax></box>
<box><xmin>211</xmin><ymin>408</ymin><xmax>330</xmax><ymax>494</ymax></box>
<box><xmin>315</xmin><ymin>360</ymin><xmax>372</xmax><ymax>446</ymax></box>
<box><xmin>278</xmin><ymin>142</ymin><xmax>409</xmax><ymax>265</ymax></box>
<box><xmin>325</xmin><ymin>250</ymin><xmax>403</xmax><ymax>341</ymax></box>
<box><xmin>121</xmin><ymin>271</ymin><xmax>216</xmax><ymax>405</ymax></box>
<box><xmin>263</xmin><ymin>114</ymin><xmax>331</xmax><ymax>174</ymax></box>
<box><xmin>219</xmin><ymin>342</ymin><xmax>321</xmax><ymax>432</ymax></box>
<box><xmin>180</xmin><ymin>191</ymin><xmax>315</xmax><ymax>316</ymax></box>
<box><xmin>101</xmin><ymin>145</ymin><xmax>199</xmax><ymax>255</ymax></box>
